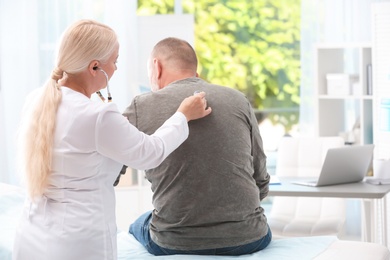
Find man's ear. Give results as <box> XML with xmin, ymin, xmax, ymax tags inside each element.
<box><xmin>196</xmin><ymin>72</ymin><xmax>199</xmax><ymax>78</ymax></box>
<box><xmin>154</xmin><ymin>59</ymin><xmax>162</xmax><ymax>80</ymax></box>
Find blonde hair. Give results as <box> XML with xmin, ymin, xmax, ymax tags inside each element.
<box><xmin>20</xmin><ymin>19</ymin><xmax>118</xmax><ymax>200</ymax></box>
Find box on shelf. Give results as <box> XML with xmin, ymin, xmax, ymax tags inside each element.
<box><xmin>326</xmin><ymin>73</ymin><xmax>359</xmax><ymax>96</ymax></box>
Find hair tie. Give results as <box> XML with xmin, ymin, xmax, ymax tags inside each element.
<box><xmin>51</xmin><ymin>67</ymin><xmax>64</xmax><ymax>82</ymax></box>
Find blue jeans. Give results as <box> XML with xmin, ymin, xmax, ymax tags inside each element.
<box><xmin>129</xmin><ymin>211</ymin><xmax>272</xmax><ymax>256</ymax></box>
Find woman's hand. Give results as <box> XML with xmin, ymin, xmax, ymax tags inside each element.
<box><xmin>177</xmin><ymin>91</ymin><xmax>212</xmax><ymax>122</ymax></box>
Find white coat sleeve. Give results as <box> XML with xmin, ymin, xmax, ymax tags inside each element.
<box><xmin>95</xmin><ymin>104</ymin><xmax>189</xmax><ymax>170</ymax></box>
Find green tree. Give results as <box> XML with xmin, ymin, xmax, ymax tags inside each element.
<box><xmin>138</xmin><ymin>0</ymin><xmax>301</xmax><ymax>131</ymax></box>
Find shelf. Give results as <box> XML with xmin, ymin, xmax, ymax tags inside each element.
<box><xmin>315</xmin><ymin>44</ymin><xmax>373</xmax><ymax>145</ymax></box>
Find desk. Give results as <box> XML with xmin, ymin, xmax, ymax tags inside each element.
<box><xmin>268</xmin><ymin>177</ymin><xmax>390</xmax><ymax>245</ymax></box>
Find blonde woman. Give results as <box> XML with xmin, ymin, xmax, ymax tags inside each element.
<box><xmin>12</xmin><ymin>19</ymin><xmax>211</xmax><ymax>260</ymax></box>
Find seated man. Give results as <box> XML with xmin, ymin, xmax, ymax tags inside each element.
<box><xmin>123</xmin><ymin>37</ymin><xmax>272</xmax><ymax>256</ymax></box>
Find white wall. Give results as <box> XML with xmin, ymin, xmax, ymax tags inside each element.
<box><xmin>136</xmin><ymin>14</ymin><xmax>194</xmax><ymax>92</ymax></box>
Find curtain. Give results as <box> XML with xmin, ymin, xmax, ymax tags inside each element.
<box><xmin>0</xmin><ymin>0</ymin><xmax>40</xmax><ymax>185</ymax></box>
<box><xmin>0</xmin><ymin>0</ymin><xmax>138</xmax><ymax>185</ymax></box>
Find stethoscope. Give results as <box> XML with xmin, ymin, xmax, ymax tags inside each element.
<box><xmin>93</xmin><ymin>66</ymin><xmax>112</xmax><ymax>102</ymax></box>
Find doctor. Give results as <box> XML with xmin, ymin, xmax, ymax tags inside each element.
<box><xmin>12</xmin><ymin>19</ymin><xmax>211</xmax><ymax>260</ymax></box>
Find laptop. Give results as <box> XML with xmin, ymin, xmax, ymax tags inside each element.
<box><xmin>292</xmin><ymin>144</ymin><xmax>374</xmax><ymax>187</ymax></box>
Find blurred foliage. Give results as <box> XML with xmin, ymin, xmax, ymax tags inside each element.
<box><xmin>138</xmin><ymin>0</ymin><xmax>301</xmax><ymax>131</ymax></box>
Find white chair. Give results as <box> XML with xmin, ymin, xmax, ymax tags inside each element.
<box><xmin>268</xmin><ymin>136</ymin><xmax>347</xmax><ymax>239</ymax></box>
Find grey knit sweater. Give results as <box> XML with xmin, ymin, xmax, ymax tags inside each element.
<box><xmin>123</xmin><ymin>77</ymin><xmax>270</xmax><ymax>250</ymax></box>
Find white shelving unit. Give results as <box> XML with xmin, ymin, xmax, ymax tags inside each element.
<box><xmin>314</xmin><ymin>43</ymin><xmax>373</xmax><ymax>145</ymax></box>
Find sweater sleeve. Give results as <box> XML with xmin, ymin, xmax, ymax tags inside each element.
<box><xmin>249</xmin><ymin>105</ymin><xmax>270</xmax><ymax>201</ymax></box>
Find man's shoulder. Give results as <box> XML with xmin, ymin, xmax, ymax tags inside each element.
<box><xmin>209</xmin><ymin>84</ymin><xmax>249</xmax><ymax>104</ymax></box>
<box><xmin>132</xmin><ymin>78</ymin><xmax>247</xmax><ymax>105</ymax></box>
<box><xmin>131</xmin><ymin>91</ymin><xmax>165</xmax><ymax>110</ymax></box>
<box><xmin>213</xmin><ymin>84</ymin><xmax>245</xmax><ymax>95</ymax></box>
<box><xmin>133</xmin><ymin>91</ymin><xmax>155</xmax><ymax>101</ymax></box>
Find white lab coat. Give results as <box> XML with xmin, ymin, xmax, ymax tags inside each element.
<box><xmin>12</xmin><ymin>87</ymin><xmax>188</xmax><ymax>260</ymax></box>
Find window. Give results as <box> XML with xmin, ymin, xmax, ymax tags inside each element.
<box><xmin>138</xmin><ymin>0</ymin><xmax>301</xmax><ymax>152</ymax></box>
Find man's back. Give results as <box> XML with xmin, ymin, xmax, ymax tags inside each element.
<box><xmin>124</xmin><ymin>77</ymin><xmax>270</xmax><ymax>250</ymax></box>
